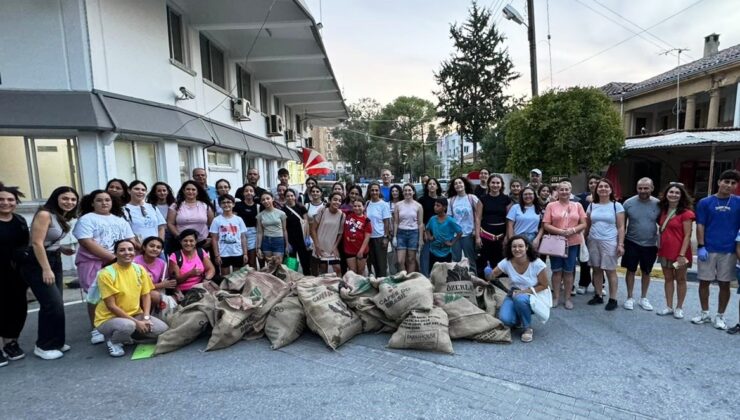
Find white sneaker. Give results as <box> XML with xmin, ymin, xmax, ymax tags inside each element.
<box><xmin>673</xmin><ymin>308</ymin><xmax>684</xmax><ymax>319</ymax></box>
<box><xmin>639</xmin><ymin>298</ymin><xmax>653</xmax><ymax>311</ymax></box>
<box><xmin>623</xmin><ymin>298</ymin><xmax>635</xmax><ymax>310</ymax></box>
<box><xmin>713</xmin><ymin>314</ymin><xmax>728</xmax><ymax>330</ymax></box>
<box><xmin>90</xmin><ymin>329</ymin><xmax>104</xmax><ymax>345</ymax></box>
<box><xmin>576</xmin><ymin>287</ymin><xmax>586</xmax><ymax>295</ymax></box>
<box><xmin>691</xmin><ymin>312</ymin><xmax>711</xmax><ymax>325</ymax></box>
<box><xmin>33</xmin><ymin>346</ymin><xmax>64</xmax><ymax>360</ymax></box>
<box><xmin>656</xmin><ymin>307</ymin><xmax>673</xmax><ymax>316</ymax></box>
<box><xmin>59</xmin><ymin>344</ymin><xmax>71</xmax><ymax>352</ymax></box>
<box><xmin>106</xmin><ymin>340</ymin><xmax>124</xmax><ymax>357</ymax></box>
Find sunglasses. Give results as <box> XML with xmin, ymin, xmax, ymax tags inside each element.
<box><xmin>669</xmin><ymin>182</ymin><xmax>684</xmax><ymax>187</ymax></box>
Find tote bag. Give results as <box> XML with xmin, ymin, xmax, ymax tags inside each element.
<box><xmin>529</xmin><ymin>286</ymin><xmax>553</xmax><ymax>323</ymax></box>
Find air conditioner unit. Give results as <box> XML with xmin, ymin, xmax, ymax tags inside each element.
<box><xmin>267</xmin><ymin>114</ymin><xmax>284</xmax><ymax>137</ymax></box>
<box><xmin>231</xmin><ymin>98</ymin><xmax>251</xmax><ymax>121</ymax></box>
<box><xmin>285</xmin><ymin>129</ymin><xmax>295</xmax><ymax>142</ymax></box>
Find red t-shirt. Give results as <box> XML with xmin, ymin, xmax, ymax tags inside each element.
<box><xmin>657</xmin><ymin>209</ymin><xmax>695</xmax><ymax>261</ymax></box>
<box><xmin>343</xmin><ymin>213</ymin><xmax>372</xmax><ymax>256</ymax></box>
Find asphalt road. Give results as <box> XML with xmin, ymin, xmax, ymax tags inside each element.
<box><xmin>3</xmin><ymin>277</ymin><xmax>738</xmax><ymax>420</ymax></box>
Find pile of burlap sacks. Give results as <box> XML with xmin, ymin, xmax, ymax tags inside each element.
<box><xmin>154</xmin><ymin>259</ymin><xmax>511</xmax><ymax>355</ymax></box>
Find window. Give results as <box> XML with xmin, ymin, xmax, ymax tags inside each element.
<box><xmin>259</xmin><ymin>84</ymin><xmax>268</xmax><ymax>114</ymax></box>
<box><xmin>236</xmin><ymin>65</ymin><xmax>252</xmax><ymax>102</ymax></box>
<box><xmin>178</xmin><ymin>145</ymin><xmax>191</xmax><ymax>184</ymax></box>
<box><xmin>273</xmin><ymin>97</ymin><xmax>282</xmax><ymax>117</ymax></box>
<box><xmin>295</xmin><ymin>114</ymin><xmax>302</xmax><ymax>134</ymax></box>
<box><xmin>0</xmin><ymin>136</ymin><xmax>80</xmax><ymax>201</ymax></box>
<box><xmin>464</xmin><ymin>146</ymin><xmax>469</xmax><ymax>154</ymax></box>
<box><xmin>114</xmin><ymin>140</ymin><xmax>159</xmax><ymax>188</ymax></box>
<box><xmin>207</xmin><ymin>150</ymin><xmax>232</xmax><ymax>168</ymax></box>
<box><xmin>200</xmin><ymin>34</ymin><xmax>225</xmax><ymax>88</ymax></box>
<box><xmin>167</xmin><ymin>6</ymin><xmax>185</xmax><ymax>64</ymax></box>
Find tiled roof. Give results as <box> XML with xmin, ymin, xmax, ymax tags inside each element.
<box><xmin>602</xmin><ymin>43</ymin><xmax>740</xmax><ymax>99</ymax></box>
<box><xmin>624</xmin><ymin>128</ymin><xmax>740</xmax><ymax>149</ymax></box>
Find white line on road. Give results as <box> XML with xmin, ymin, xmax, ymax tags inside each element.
<box><xmin>27</xmin><ymin>299</ymin><xmax>85</xmax><ymax>313</ymax></box>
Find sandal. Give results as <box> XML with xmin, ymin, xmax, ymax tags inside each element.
<box><xmin>521</xmin><ymin>328</ymin><xmax>534</xmax><ymax>342</ymax></box>
<box><xmin>564</xmin><ymin>300</ymin><xmax>574</xmax><ymax>310</ymax></box>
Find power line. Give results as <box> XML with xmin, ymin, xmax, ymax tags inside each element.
<box><xmin>590</xmin><ymin>0</ymin><xmax>696</xmax><ymax>61</ymax></box>
<box><xmin>545</xmin><ymin>0</ymin><xmax>706</xmax><ymax>80</ymax></box>
<box><xmin>339</xmin><ymin>127</ymin><xmax>446</xmax><ymax>145</ymax></box>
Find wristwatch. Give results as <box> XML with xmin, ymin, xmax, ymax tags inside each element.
<box><xmin>143</xmin><ymin>315</ymin><xmax>151</xmax><ymax>321</ymax></box>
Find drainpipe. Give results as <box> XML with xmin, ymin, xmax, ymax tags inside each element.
<box><xmin>734</xmin><ymin>81</ymin><xmax>740</xmax><ymax>128</ymax></box>
<box><xmin>199</xmin><ymin>119</ymin><xmax>218</xmax><ymax>172</ymax></box>
<box><xmin>708</xmin><ymin>142</ymin><xmax>716</xmax><ymax>197</ymax></box>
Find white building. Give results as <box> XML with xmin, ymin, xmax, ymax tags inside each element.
<box><xmin>436</xmin><ymin>132</ymin><xmax>475</xmax><ymax>178</ymax></box>
<box><xmin>0</xmin><ymin>0</ymin><xmax>348</xmax><ymax>206</ymax></box>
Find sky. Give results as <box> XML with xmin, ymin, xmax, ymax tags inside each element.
<box><xmin>303</xmin><ymin>0</ymin><xmax>740</xmax><ymax>106</ymax></box>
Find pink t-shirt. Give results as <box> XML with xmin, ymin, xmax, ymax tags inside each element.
<box><xmin>168</xmin><ymin>250</ymin><xmax>209</xmax><ymax>291</ymax></box>
<box><xmin>543</xmin><ymin>201</ymin><xmax>586</xmax><ymax>246</ymax></box>
<box><xmin>170</xmin><ymin>201</ymin><xmax>209</xmax><ymax>242</ymax></box>
<box><xmin>133</xmin><ymin>255</ymin><xmax>166</xmax><ymax>284</ymax></box>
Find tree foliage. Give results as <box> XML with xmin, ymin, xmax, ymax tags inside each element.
<box><xmin>504</xmin><ymin>87</ymin><xmax>624</xmax><ymax>178</ymax></box>
<box><xmin>434</xmin><ymin>1</ymin><xmax>519</xmax><ymax>162</ymax></box>
<box><xmin>333</xmin><ymin>98</ymin><xmax>387</xmax><ymax>178</ymax></box>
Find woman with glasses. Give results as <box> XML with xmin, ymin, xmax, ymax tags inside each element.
<box><xmin>125</xmin><ymin>180</ymin><xmax>166</xmax><ymax>249</ymax></box>
<box><xmin>655</xmin><ymin>182</ymin><xmax>694</xmax><ymax>320</ymax></box>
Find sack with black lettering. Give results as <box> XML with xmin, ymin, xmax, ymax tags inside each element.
<box><xmin>388</xmin><ymin>307</ymin><xmax>453</xmax><ymax>354</ymax></box>
<box><xmin>297</xmin><ymin>276</ymin><xmax>362</xmax><ymax>350</ymax></box>
<box><xmin>265</xmin><ymin>294</ymin><xmax>306</xmax><ymax>349</ymax></box>
<box><xmin>155</xmin><ymin>292</ymin><xmax>217</xmax><ymax>354</ymax></box>
<box><xmin>429</xmin><ymin>258</ymin><xmax>477</xmax><ymax>306</ymax></box>
<box><xmin>206</xmin><ymin>291</ymin><xmax>262</xmax><ymax>351</ymax></box>
<box><xmin>370</xmin><ymin>271</ymin><xmax>434</xmax><ymax>322</ymax></box>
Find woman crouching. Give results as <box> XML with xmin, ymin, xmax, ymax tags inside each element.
<box><xmin>94</xmin><ymin>239</ymin><xmax>168</xmax><ymax>357</ymax></box>
<box><xmin>484</xmin><ymin>235</ymin><xmax>549</xmax><ymax>342</ymax></box>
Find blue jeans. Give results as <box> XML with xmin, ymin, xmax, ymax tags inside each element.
<box><xmin>262</xmin><ymin>236</ymin><xmax>286</xmax><ymax>254</ymax></box>
<box><xmin>396</xmin><ymin>229</ymin><xmax>419</xmax><ymax>250</ymax></box>
<box><xmin>550</xmin><ymin>244</ymin><xmax>580</xmax><ymax>273</ymax></box>
<box><xmin>419</xmin><ymin>241</ymin><xmax>431</xmax><ymax>277</ymax></box>
<box><xmin>452</xmin><ymin>235</ymin><xmax>477</xmax><ymax>273</ymax></box>
<box><xmin>499</xmin><ymin>294</ymin><xmax>532</xmax><ymax>328</ymax></box>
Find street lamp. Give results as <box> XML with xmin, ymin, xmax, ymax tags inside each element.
<box><xmin>503</xmin><ymin>2</ymin><xmax>538</xmax><ymax>97</ymax></box>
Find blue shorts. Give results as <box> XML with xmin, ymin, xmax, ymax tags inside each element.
<box><xmin>550</xmin><ymin>244</ymin><xmax>580</xmax><ymax>273</ymax></box>
<box><xmin>397</xmin><ymin>229</ymin><xmax>419</xmax><ymax>250</ymax></box>
<box><xmin>262</xmin><ymin>236</ymin><xmax>285</xmax><ymax>255</ymax></box>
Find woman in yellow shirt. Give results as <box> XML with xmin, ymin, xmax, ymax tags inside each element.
<box><xmin>94</xmin><ymin>239</ymin><xmax>168</xmax><ymax>357</ymax></box>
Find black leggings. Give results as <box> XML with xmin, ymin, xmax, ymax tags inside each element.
<box><xmin>21</xmin><ymin>251</ymin><xmax>65</xmax><ymax>349</ymax></box>
<box><xmin>288</xmin><ymin>236</ymin><xmax>312</xmax><ymax>276</ymax></box>
<box><xmin>477</xmin><ymin>238</ymin><xmax>505</xmax><ymax>278</ymax></box>
<box><xmin>0</xmin><ymin>265</ymin><xmax>28</xmax><ymax>339</ymax></box>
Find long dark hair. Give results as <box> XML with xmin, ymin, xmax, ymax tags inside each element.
<box><xmin>519</xmin><ymin>186</ymin><xmax>542</xmax><ymax>215</ymax></box>
<box><xmin>344</xmin><ymin>184</ymin><xmax>363</xmax><ymax>205</ymax></box>
<box><xmin>591</xmin><ymin>178</ymin><xmax>617</xmax><ymax>203</ymax></box>
<box><xmin>365</xmin><ymin>182</ymin><xmax>381</xmax><ymax>201</ymax></box>
<box><xmin>504</xmin><ymin>235</ymin><xmax>539</xmax><ymax>261</ymax></box>
<box><xmin>389</xmin><ymin>185</ymin><xmax>403</xmax><ymax>203</ymax></box>
<box><xmin>423</xmin><ymin>178</ymin><xmax>441</xmax><ymax>197</ymax></box>
<box><xmin>105</xmin><ymin>178</ymin><xmax>130</xmax><ymax>205</ymax></box>
<box><xmin>658</xmin><ymin>183</ymin><xmax>693</xmax><ymax>215</ymax></box>
<box><xmin>40</xmin><ymin>186</ymin><xmax>79</xmax><ymax>232</ymax></box>
<box><xmin>175</xmin><ymin>180</ymin><xmax>212</xmax><ymax>211</ymax></box>
<box><xmin>447</xmin><ymin>176</ymin><xmax>472</xmax><ymax>197</ymax></box>
<box><xmin>146</xmin><ymin>182</ymin><xmax>175</xmax><ymax>206</ymax></box>
<box><xmin>80</xmin><ymin>190</ymin><xmax>124</xmax><ymax>217</ymax></box>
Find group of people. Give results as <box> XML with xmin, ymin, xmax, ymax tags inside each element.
<box><xmin>1</xmin><ymin>166</ymin><xmax>738</xmax><ymax>362</ymax></box>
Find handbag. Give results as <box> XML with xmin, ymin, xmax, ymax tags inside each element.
<box><xmin>578</xmin><ymin>233</ymin><xmax>590</xmax><ymax>263</ymax></box>
<box><xmin>285</xmin><ymin>256</ymin><xmax>299</xmax><ymax>272</ymax></box>
<box><xmin>538</xmin><ymin>234</ymin><xmax>568</xmax><ymax>257</ymax></box>
<box><xmin>529</xmin><ymin>286</ymin><xmax>553</xmax><ymax>323</ymax></box>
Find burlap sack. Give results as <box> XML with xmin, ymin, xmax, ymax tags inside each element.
<box><xmin>433</xmin><ymin>293</ymin><xmax>501</xmax><ymax>339</ymax></box>
<box><xmin>470</xmin><ymin>325</ymin><xmax>512</xmax><ymax>344</ymax></box>
<box><xmin>265</xmin><ymin>295</ymin><xmax>306</xmax><ymax>349</ymax></box>
<box><xmin>429</xmin><ymin>258</ymin><xmax>477</xmax><ymax>305</ymax></box>
<box><xmin>220</xmin><ymin>266</ymin><xmax>256</xmax><ymax>292</ymax></box>
<box><xmin>297</xmin><ymin>277</ymin><xmax>362</xmax><ymax>350</ymax></box>
<box><xmin>388</xmin><ymin>307</ymin><xmax>453</xmax><ymax>354</ymax></box>
<box><xmin>479</xmin><ymin>282</ymin><xmax>509</xmax><ymax>317</ymax></box>
<box><xmin>206</xmin><ymin>291</ymin><xmax>261</xmax><ymax>351</ymax></box>
<box><xmin>155</xmin><ymin>293</ymin><xmax>217</xmax><ymax>354</ymax></box>
<box><xmin>370</xmin><ymin>271</ymin><xmax>433</xmax><ymax>321</ymax></box>
<box><xmin>240</xmin><ymin>271</ymin><xmax>291</xmax><ymax>334</ymax></box>
<box><xmin>340</xmin><ymin>272</ymin><xmax>396</xmax><ymax>332</ymax></box>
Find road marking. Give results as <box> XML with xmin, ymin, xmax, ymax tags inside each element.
<box><xmin>27</xmin><ymin>299</ymin><xmax>85</xmax><ymax>313</ymax></box>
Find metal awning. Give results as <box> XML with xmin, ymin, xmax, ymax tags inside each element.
<box><xmin>624</xmin><ymin>130</ymin><xmax>740</xmax><ymax>150</ymax></box>
<box><xmin>174</xmin><ymin>0</ymin><xmax>348</xmax><ymax>126</ymax></box>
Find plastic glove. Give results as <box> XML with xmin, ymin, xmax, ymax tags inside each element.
<box><xmin>304</xmin><ymin>236</ymin><xmax>313</xmax><ymax>248</ymax></box>
<box><xmin>391</xmin><ymin>237</ymin><xmax>397</xmax><ymax>248</ymax></box>
<box><xmin>697</xmin><ymin>247</ymin><xmax>709</xmax><ymax>262</ymax></box>
<box><xmin>483</xmin><ymin>263</ymin><xmax>493</xmax><ymax>279</ymax></box>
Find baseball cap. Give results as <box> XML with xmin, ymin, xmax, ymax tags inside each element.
<box><xmin>531</xmin><ymin>169</ymin><xmax>542</xmax><ymax>176</ymax></box>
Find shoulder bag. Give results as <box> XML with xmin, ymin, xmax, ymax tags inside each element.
<box><xmin>529</xmin><ymin>286</ymin><xmax>553</xmax><ymax>323</ymax></box>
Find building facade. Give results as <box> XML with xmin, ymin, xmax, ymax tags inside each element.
<box><xmin>604</xmin><ymin>34</ymin><xmax>740</xmax><ymax>199</ymax></box>
<box><xmin>436</xmin><ymin>132</ymin><xmax>475</xmax><ymax>179</ymax></box>
<box><xmin>0</xmin><ymin>0</ymin><xmax>348</xmax><ymax>206</ymax></box>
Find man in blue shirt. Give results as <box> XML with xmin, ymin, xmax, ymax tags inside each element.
<box><xmin>692</xmin><ymin>169</ymin><xmax>740</xmax><ymax>330</ymax></box>
<box><xmin>380</xmin><ymin>169</ymin><xmax>394</xmax><ymax>202</ymax></box>
<box><xmin>192</xmin><ymin>168</ymin><xmax>217</xmax><ymax>203</ymax></box>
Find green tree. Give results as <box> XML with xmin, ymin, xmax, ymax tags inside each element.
<box><xmin>434</xmin><ymin>1</ymin><xmax>519</xmax><ymax>164</ymax></box>
<box><xmin>333</xmin><ymin>98</ymin><xmax>387</xmax><ymax>178</ymax></box>
<box><xmin>504</xmin><ymin>87</ymin><xmax>624</xmax><ymax>177</ymax></box>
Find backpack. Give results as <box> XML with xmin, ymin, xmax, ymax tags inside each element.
<box><xmin>174</xmin><ymin>248</ymin><xmax>205</xmax><ymax>268</ymax></box>
<box><xmin>86</xmin><ymin>263</ymin><xmax>145</xmax><ymax>305</ymax></box>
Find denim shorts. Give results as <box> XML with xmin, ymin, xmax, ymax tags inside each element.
<box><xmin>550</xmin><ymin>244</ymin><xmax>580</xmax><ymax>273</ymax></box>
<box><xmin>396</xmin><ymin>229</ymin><xmax>419</xmax><ymax>250</ymax></box>
<box><xmin>262</xmin><ymin>235</ymin><xmax>286</xmax><ymax>254</ymax></box>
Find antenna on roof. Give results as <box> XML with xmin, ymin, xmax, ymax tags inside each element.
<box><xmin>661</xmin><ymin>48</ymin><xmax>690</xmax><ymax>130</ymax></box>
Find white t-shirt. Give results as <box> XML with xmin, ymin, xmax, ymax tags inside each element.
<box><xmin>366</xmin><ymin>200</ymin><xmax>391</xmax><ymax>238</ymax></box>
<box><xmin>587</xmin><ymin>202</ymin><xmax>625</xmax><ymax>241</ymax></box>
<box><xmin>209</xmin><ymin>214</ymin><xmax>248</xmax><ymax>257</ymax></box>
<box><xmin>72</xmin><ymin>213</ymin><xmax>134</xmax><ymax>252</ymax></box>
<box><xmin>124</xmin><ymin>203</ymin><xmax>165</xmax><ymax>241</ymax></box>
<box><xmin>496</xmin><ymin>258</ymin><xmax>547</xmax><ymax>290</ymax></box>
<box><xmin>447</xmin><ymin>194</ymin><xmax>479</xmax><ymax>236</ymax></box>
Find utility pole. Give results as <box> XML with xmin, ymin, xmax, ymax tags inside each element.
<box><xmin>527</xmin><ymin>0</ymin><xmax>538</xmax><ymax>97</ymax></box>
<box><xmin>421</xmin><ymin>123</ymin><xmax>425</xmax><ymax>179</ymax></box>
